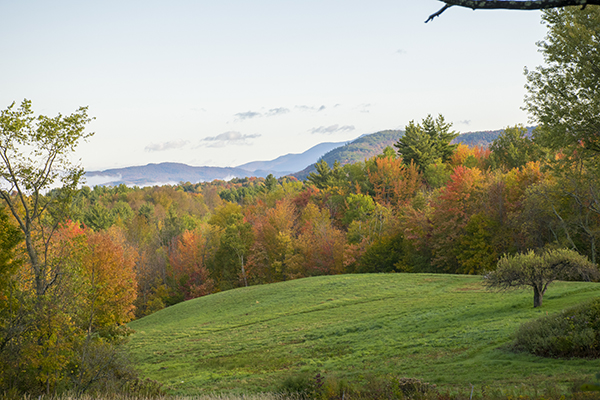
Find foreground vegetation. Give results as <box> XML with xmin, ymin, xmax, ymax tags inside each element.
<box><xmin>128</xmin><ymin>274</ymin><xmax>600</xmax><ymax>396</ymax></box>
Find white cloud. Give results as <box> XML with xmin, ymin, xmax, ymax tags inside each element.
<box><xmin>234</xmin><ymin>111</ymin><xmax>262</xmax><ymax>120</ymax></box>
<box><xmin>234</xmin><ymin>107</ymin><xmax>290</xmax><ymax>120</ymax></box>
<box><xmin>309</xmin><ymin>124</ymin><xmax>355</xmax><ymax>134</ymax></box>
<box><xmin>295</xmin><ymin>105</ymin><xmax>326</xmax><ymax>112</ymax></box>
<box><xmin>145</xmin><ymin>140</ymin><xmax>190</xmax><ymax>152</ymax></box>
<box><xmin>356</xmin><ymin>103</ymin><xmax>371</xmax><ymax>114</ymax></box>
<box><xmin>266</xmin><ymin>107</ymin><xmax>290</xmax><ymax>116</ymax></box>
<box><xmin>200</xmin><ymin>131</ymin><xmax>261</xmax><ymax>147</ymax></box>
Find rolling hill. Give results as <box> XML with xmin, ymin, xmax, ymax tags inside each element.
<box><xmin>127</xmin><ymin>273</ymin><xmax>600</xmax><ymax>396</ymax></box>
<box><xmin>292</xmin><ymin>130</ymin><xmax>404</xmax><ymax>179</ymax></box>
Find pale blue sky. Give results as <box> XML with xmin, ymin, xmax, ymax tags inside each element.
<box><xmin>1</xmin><ymin>1</ymin><xmax>546</xmax><ymax>171</ymax></box>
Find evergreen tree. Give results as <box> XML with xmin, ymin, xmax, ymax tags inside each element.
<box><xmin>394</xmin><ymin>114</ymin><xmax>458</xmax><ymax>172</ymax></box>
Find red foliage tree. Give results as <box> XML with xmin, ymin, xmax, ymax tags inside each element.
<box><xmin>429</xmin><ymin>166</ymin><xmax>485</xmax><ymax>272</ymax></box>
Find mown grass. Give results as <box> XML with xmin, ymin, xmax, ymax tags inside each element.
<box><xmin>127</xmin><ymin>273</ymin><xmax>600</xmax><ymax>396</ymax></box>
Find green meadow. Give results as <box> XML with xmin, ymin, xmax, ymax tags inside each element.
<box><xmin>128</xmin><ymin>273</ymin><xmax>600</xmax><ymax>396</ymax></box>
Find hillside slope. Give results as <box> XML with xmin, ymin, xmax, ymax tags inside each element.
<box><xmin>128</xmin><ymin>273</ymin><xmax>600</xmax><ymax>395</ymax></box>
<box><xmin>293</xmin><ymin>130</ymin><xmax>404</xmax><ymax>179</ymax></box>
<box><xmin>453</xmin><ymin>127</ymin><xmax>536</xmax><ymax>147</ymax></box>
<box><xmin>291</xmin><ymin>127</ymin><xmax>520</xmax><ymax>180</ymax></box>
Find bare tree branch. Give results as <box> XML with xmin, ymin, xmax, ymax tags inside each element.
<box><xmin>427</xmin><ymin>0</ymin><xmax>599</xmax><ymax>22</ymax></box>
<box><xmin>426</xmin><ymin>4</ymin><xmax>452</xmax><ymax>22</ymax></box>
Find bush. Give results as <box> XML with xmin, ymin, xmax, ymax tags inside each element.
<box><xmin>513</xmin><ymin>297</ymin><xmax>600</xmax><ymax>358</ymax></box>
<box><xmin>278</xmin><ymin>373</ymin><xmax>436</xmax><ymax>400</ymax></box>
<box><xmin>396</xmin><ymin>377</ymin><xmax>437</xmax><ymax>397</ymax></box>
<box><xmin>278</xmin><ymin>373</ymin><xmax>316</xmax><ymax>398</ymax></box>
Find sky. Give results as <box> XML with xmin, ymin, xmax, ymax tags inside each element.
<box><xmin>0</xmin><ymin>1</ymin><xmax>548</xmax><ymax>172</ymax></box>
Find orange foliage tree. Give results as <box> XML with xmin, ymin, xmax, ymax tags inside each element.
<box><xmin>450</xmin><ymin>143</ymin><xmax>491</xmax><ymax>170</ymax></box>
<box><xmin>72</xmin><ymin>225</ymin><xmax>138</xmax><ymax>393</ymax></box>
<box><xmin>168</xmin><ymin>226</ymin><xmax>216</xmax><ymax>301</ymax></box>
<box><xmin>367</xmin><ymin>156</ymin><xmax>422</xmax><ymax>209</ymax></box>
<box><xmin>246</xmin><ymin>198</ymin><xmax>297</xmax><ymax>283</ymax></box>
<box><xmin>291</xmin><ymin>203</ymin><xmax>346</xmax><ymax>277</ymax></box>
<box><xmin>79</xmin><ymin>227</ymin><xmax>138</xmax><ymax>333</ymax></box>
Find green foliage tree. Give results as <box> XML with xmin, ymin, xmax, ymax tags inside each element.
<box><xmin>210</xmin><ymin>204</ymin><xmax>253</xmax><ymax>289</ymax></box>
<box><xmin>352</xmin><ymin>232</ymin><xmax>405</xmax><ymax>273</ymax></box>
<box><xmin>524</xmin><ymin>7</ymin><xmax>600</xmax><ymax>157</ymax></box>
<box><xmin>0</xmin><ymin>100</ymin><xmax>94</xmax><ymax>394</ymax></box>
<box><xmin>0</xmin><ymin>101</ymin><xmax>138</xmax><ymax>395</ymax></box>
<box><xmin>455</xmin><ymin>213</ymin><xmax>499</xmax><ymax>274</ymax></box>
<box><xmin>485</xmin><ymin>248</ymin><xmax>599</xmax><ymax>307</ymax></box>
<box><xmin>263</xmin><ymin>173</ymin><xmax>279</xmax><ymax>192</ymax></box>
<box><xmin>343</xmin><ymin>193</ymin><xmax>376</xmax><ymax>228</ymax></box>
<box><xmin>489</xmin><ymin>125</ymin><xmax>541</xmax><ymax>170</ymax></box>
<box><xmin>394</xmin><ymin>114</ymin><xmax>458</xmax><ymax>173</ymax></box>
<box><xmin>521</xmin><ymin>156</ymin><xmax>600</xmax><ymax>265</ymax></box>
<box><xmin>423</xmin><ymin>158</ymin><xmax>451</xmax><ymax>188</ymax></box>
<box><xmin>307</xmin><ymin>159</ymin><xmax>344</xmax><ymax>190</ymax></box>
<box><xmin>307</xmin><ymin>160</ymin><xmax>332</xmax><ymax>189</ymax></box>
<box><xmin>0</xmin><ymin>207</ymin><xmax>22</xmax><ymax>290</ymax></box>
<box><xmin>0</xmin><ymin>99</ymin><xmax>93</xmax><ymax>298</ymax></box>
<box><xmin>0</xmin><ymin>207</ymin><xmax>23</xmax><ymax>362</ymax></box>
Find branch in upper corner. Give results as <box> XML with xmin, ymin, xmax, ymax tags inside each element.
<box><xmin>427</xmin><ymin>0</ymin><xmax>600</xmax><ymax>21</ymax></box>
<box><xmin>426</xmin><ymin>4</ymin><xmax>452</xmax><ymax>23</ymax></box>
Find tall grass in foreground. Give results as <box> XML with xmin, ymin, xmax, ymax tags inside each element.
<box><xmin>0</xmin><ymin>395</ymin><xmax>303</xmax><ymax>400</ymax></box>
<box><xmin>3</xmin><ymin>387</ymin><xmax>600</xmax><ymax>400</ymax></box>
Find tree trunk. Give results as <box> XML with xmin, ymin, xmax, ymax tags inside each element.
<box><xmin>24</xmin><ymin>233</ymin><xmax>44</xmax><ymax>298</ymax></box>
<box><xmin>533</xmin><ymin>285</ymin><xmax>543</xmax><ymax>307</ymax></box>
<box><xmin>240</xmin><ymin>254</ymin><xmax>248</xmax><ymax>287</ymax></box>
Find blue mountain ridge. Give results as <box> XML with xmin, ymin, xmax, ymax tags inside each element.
<box><xmin>85</xmin><ymin>128</ymin><xmax>510</xmax><ymax>187</ymax></box>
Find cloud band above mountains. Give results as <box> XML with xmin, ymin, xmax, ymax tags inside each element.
<box><xmin>234</xmin><ymin>108</ymin><xmax>290</xmax><ymax>120</ymax></box>
<box><xmin>200</xmin><ymin>131</ymin><xmax>261</xmax><ymax>147</ymax></box>
<box><xmin>309</xmin><ymin>124</ymin><xmax>355</xmax><ymax>134</ymax></box>
<box><xmin>145</xmin><ymin>140</ymin><xmax>190</xmax><ymax>152</ymax></box>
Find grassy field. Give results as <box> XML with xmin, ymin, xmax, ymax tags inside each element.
<box><xmin>127</xmin><ymin>273</ymin><xmax>600</xmax><ymax>396</ymax></box>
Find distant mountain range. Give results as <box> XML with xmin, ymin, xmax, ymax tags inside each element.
<box><xmin>452</xmin><ymin>126</ymin><xmax>535</xmax><ymax>147</ymax></box>
<box><xmin>85</xmin><ymin>163</ymin><xmax>257</xmax><ymax>187</ymax></box>
<box><xmin>85</xmin><ymin>128</ymin><xmax>514</xmax><ymax>187</ymax></box>
<box><xmin>85</xmin><ymin>140</ymin><xmax>348</xmax><ymax>187</ymax></box>
<box><xmin>236</xmin><ymin>141</ymin><xmax>347</xmax><ymax>174</ymax></box>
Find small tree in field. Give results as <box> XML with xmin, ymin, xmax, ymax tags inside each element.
<box><xmin>485</xmin><ymin>248</ymin><xmax>599</xmax><ymax>307</ymax></box>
